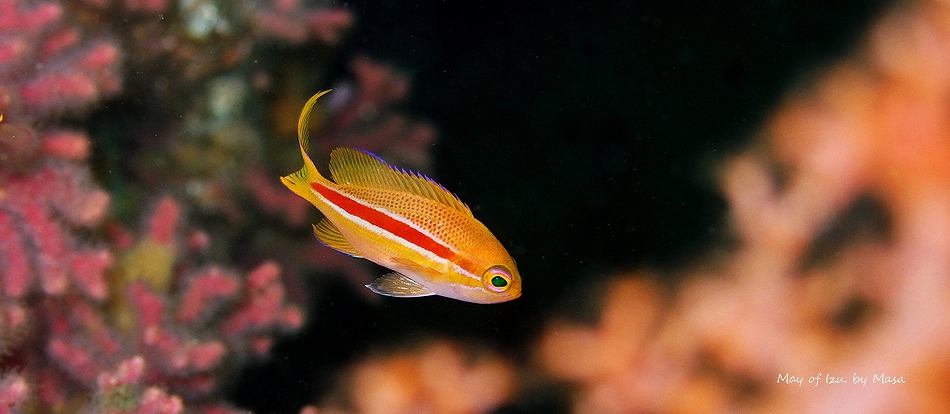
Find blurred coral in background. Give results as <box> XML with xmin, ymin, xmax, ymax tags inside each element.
<box><xmin>531</xmin><ymin>1</ymin><xmax>950</xmax><ymax>413</ymax></box>
<box><xmin>317</xmin><ymin>338</ymin><xmax>515</xmax><ymax>414</ymax></box>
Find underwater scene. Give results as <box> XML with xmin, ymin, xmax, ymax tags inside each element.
<box><xmin>1</xmin><ymin>0</ymin><xmax>948</xmax><ymax>412</ymax></box>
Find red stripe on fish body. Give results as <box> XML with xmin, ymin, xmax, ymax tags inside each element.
<box><xmin>309</xmin><ymin>181</ymin><xmax>457</xmax><ymax>264</ymax></box>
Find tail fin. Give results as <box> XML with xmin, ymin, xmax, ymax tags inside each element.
<box><xmin>281</xmin><ymin>90</ymin><xmax>332</xmax><ymax>201</ymax></box>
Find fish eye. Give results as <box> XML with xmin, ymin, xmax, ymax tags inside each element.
<box><xmin>483</xmin><ymin>266</ymin><xmax>511</xmax><ymax>292</ymax></box>
<box><xmin>490</xmin><ymin>275</ymin><xmax>507</xmax><ymax>288</ymax></box>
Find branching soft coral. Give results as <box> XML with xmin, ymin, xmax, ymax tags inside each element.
<box><xmin>0</xmin><ymin>0</ymin><xmax>118</xmax><ymax>364</ymax></box>
<box><xmin>85</xmin><ymin>357</ymin><xmax>185</xmax><ymax>414</ymax></box>
<box><xmin>13</xmin><ymin>196</ymin><xmax>304</xmax><ymax>412</ymax></box>
<box><xmin>0</xmin><ymin>161</ymin><xmax>111</xmax><ymax>297</ymax></box>
<box><xmin>0</xmin><ymin>0</ymin><xmax>121</xmax><ymax>175</ymax></box>
<box><xmin>0</xmin><ymin>0</ymin><xmax>122</xmax><ymax>119</ymax></box>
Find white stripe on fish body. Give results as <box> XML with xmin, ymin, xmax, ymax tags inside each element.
<box><xmin>308</xmin><ymin>184</ymin><xmax>481</xmax><ymax>284</ymax></box>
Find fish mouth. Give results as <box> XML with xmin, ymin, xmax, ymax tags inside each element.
<box><xmin>483</xmin><ymin>289</ymin><xmax>520</xmax><ymax>304</ymax></box>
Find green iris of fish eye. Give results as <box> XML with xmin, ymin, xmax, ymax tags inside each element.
<box><xmin>491</xmin><ymin>275</ymin><xmax>508</xmax><ymax>288</ymax></box>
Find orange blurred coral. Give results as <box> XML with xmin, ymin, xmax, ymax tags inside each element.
<box><xmin>534</xmin><ymin>1</ymin><xmax>950</xmax><ymax>413</ymax></box>
<box><xmin>322</xmin><ymin>339</ymin><xmax>515</xmax><ymax>414</ymax></box>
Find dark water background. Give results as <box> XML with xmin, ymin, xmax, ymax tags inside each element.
<box><xmin>234</xmin><ymin>1</ymin><xmax>885</xmax><ymax>411</ymax></box>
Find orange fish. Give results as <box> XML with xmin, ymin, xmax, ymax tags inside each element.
<box><xmin>281</xmin><ymin>90</ymin><xmax>521</xmax><ymax>303</ymax></box>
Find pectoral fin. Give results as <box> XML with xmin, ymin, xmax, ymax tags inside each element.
<box><xmin>313</xmin><ymin>219</ymin><xmax>361</xmax><ymax>258</ymax></box>
<box><xmin>366</xmin><ymin>273</ymin><xmax>434</xmax><ymax>297</ymax></box>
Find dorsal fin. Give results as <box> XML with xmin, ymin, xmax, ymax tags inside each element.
<box><xmin>328</xmin><ymin>147</ymin><xmax>473</xmax><ymax>216</ymax></box>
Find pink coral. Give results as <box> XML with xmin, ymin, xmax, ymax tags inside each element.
<box><xmin>0</xmin><ymin>162</ymin><xmax>112</xmax><ymax>299</ymax></box>
<box><xmin>37</xmin><ymin>197</ymin><xmax>303</xmax><ymax>407</ymax></box>
<box><xmin>253</xmin><ymin>0</ymin><xmax>353</xmax><ymax>45</ymax></box>
<box><xmin>0</xmin><ymin>149</ymin><xmax>112</xmax><ymax>374</ymax></box>
<box><xmin>0</xmin><ymin>373</ymin><xmax>27</xmax><ymax>412</ymax></box>
<box><xmin>0</xmin><ymin>0</ymin><xmax>118</xmax><ymax>311</ymax></box>
<box><xmin>0</xmin><ymin>0</ymin><xmax>121</xmax><ymax>119</ymax></box>
<box><xmin>88</xmin><ymin>357</ymin><xmax>184</xmax><ymax>414</ymax></box>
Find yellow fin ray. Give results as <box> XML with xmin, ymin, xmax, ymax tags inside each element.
<box><xmin>328</xmin><ymin>147</ymin><xmax>473</xmax><ymax>216</ymax></box>
<box><xmin>279</xmin><ymin>168</ymin><xmax>318</xmax><ymax>204</ymax></box>
<box><xmin>312</xmin><ymin>219</ymin><xmax>361</xmax><ymax>257</ymax></box>
<box><xmin>297</xmin><ymin>89</ymin><xmax>333</xmax><ymax>165</ymax></box>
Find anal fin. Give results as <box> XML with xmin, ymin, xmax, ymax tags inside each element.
<box><xmin>366</xmin><ymin>273</ymin><xmax>434</xmax><ymax>297</ymax></box>
<box><xmin>313</xmin><ymin>219</ymin><xmax>361</xmax><ymax>258</ymax></box>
